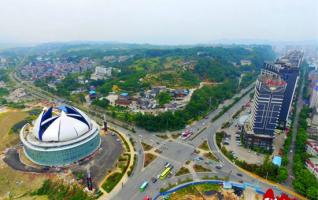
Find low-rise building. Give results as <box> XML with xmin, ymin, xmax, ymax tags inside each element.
<box><xmin>240</xmin><ymin>60</ymin><xmax>252</xmax><ymax>66</ymax></box>
<box><xmin>308</xmin><ymin>110</ymin><xmax>318</xmax><ymax>140</ymax></box>
<box><xmin>306</xmin><ymin>158</ymin><xmax>318</xmax><ymax>179</ymax></box>
<box><xmin>173</xmin><ymin>89</ymin><xmax>189</xmax><ymax>99</ymax></box>
<box><xmin>0</xmin><ymin>81</ymin><xmax>6</xmax><ymax>88</ymax></box>
<box><xmin>310</xmin><ymin>81</ymin><xmax>318</xmax><ymax>108</ymax></box>
<box><xmin>307</xmin><ymin>139</ymin><xmax>318</xmax><ymax>157</ymax></box>
<box><xmin>115</xmin><ymin>93</ymin><xmax>132</xmax><ymax>106</ymax></box>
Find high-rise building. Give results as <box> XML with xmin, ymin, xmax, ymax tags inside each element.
<box><xmin>243</xmin><ymin>50</ymin><xmax>303</xmax><ymax>151</ymax></box>
<box><xmin>243</xmin><ymin>74</ymin><xmax>287</xmax><ymax>150</ymax></box>
<box><xmin>262</xmin><ymin>51</ymin><xmax>303</xmax><ymax>127</ymax></box>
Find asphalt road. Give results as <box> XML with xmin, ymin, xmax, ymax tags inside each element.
<box><xmin>286</xmin><ymin>69</ymin><xmax>306</xmax><ymax>186</ymax></box>
<box><xmin>9</xmin><ymin>72</ymin><xmax>304</xmax><ymax>199</ymax></box>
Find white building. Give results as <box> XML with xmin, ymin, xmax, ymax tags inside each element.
<box><xmin>20</xmin><ymin>105</ymin><xmax>101</xmax><ymax>166</ymax></box>
<box><xmin>91</xmin><ymin>66</ymin><xmax>112</xmax><ymax>80</ymax></box>
<box><xmin>306</xmin><ymin>158</ymin><xmax>318</xmax><ymax>179</ymax></box>
<box><xmin>310</xmin><ymin>81</ymin><xmax>318</xmax><ymax>108</ymax></box>
<box><xmin>307</xmin><ymin>139</ymin><xmax>318</xmax><ymax>157</ymax></box>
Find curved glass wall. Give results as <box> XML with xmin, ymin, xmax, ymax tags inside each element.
<box><xmin>24</xmin><ymin>133</ymin><xmax>100</xmax><ymax>166</ymax></box>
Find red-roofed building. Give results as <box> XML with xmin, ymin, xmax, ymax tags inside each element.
<box><xmin>306</xmin><ymin>139</ymin><xmax>318</xmax><ymax>157</ymax></box>
<box><xmin>306</xmin><ymin>158</ymin><xmax>318</xmax><ymax>179</ymax></box>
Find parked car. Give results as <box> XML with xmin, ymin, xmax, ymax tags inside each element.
<box><xmin>237</xmin><ymin>173</ymin><xmax>243</xmax><ymax>177</ymax></box>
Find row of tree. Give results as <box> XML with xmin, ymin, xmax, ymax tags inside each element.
<box><xmin>292</xmin><ymin>106</ymin><xmax>318</xmax><ymax>199</ymax></box>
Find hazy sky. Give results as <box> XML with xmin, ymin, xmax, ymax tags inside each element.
<box><xmin>0</xmin><ymin>0</ymin><xmax>317</xmax><ymax>44</ymax></box>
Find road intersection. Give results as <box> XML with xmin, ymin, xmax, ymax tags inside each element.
<box><xmin>10</xmin><ymin>73</ymin><xmax>306</xmax><ymax>199</ymax></box>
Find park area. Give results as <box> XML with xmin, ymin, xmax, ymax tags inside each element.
<box><xmin>0</xmin><ymin>110</ymin><xmax>52</xmax><ymax>199</ymax></box>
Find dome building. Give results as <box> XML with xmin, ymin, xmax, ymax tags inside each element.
<box><xmin>20</xmin><ymin>105</ymin><xmax>101</xmax><ymax>166</ymax></box>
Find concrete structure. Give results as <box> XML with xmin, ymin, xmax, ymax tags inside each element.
<box><xmin>20</xmin><ymin>105</ymin><xmax>101</xmax><ymax>166</ymax></box>
<box><xmin>91</xmin><ymin>66</ymin><xmax>112</xmax><ymax>80</ymax></box>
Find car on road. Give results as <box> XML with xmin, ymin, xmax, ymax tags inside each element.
<box><xmin>237</xmin><ymin>173</ymin><xmax>243</xmax><ymax>177</ymax></box>
<box><xmin>151</xmin><ymin>177</ymin><xmax>157</xmax><ymax>183</ymax></box>
<box><xmin>116</xmin><ymin>138</ymin><xmax>120</xmax><ymax>142</ymax></box>
<box><xmin>144</xmin><ymin>195</ymin><xmax>151</xmax><ymax>200</ymax></box>
<box><xmin>111</xmin><ymin>132</ymin><xmax>115</xmax><ymax>136</ymax></box>
<box><xmin>164</xmin><ymin>162</ymin><xmax>171</xmax><ymax>168</ymax></box>
<box><xmin>215</xmin><ymin>165</ymin><xmax>222</xmax><ymax>169</ymax></box>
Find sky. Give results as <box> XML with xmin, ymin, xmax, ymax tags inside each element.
<box><xmin>0</xmin><ymin>0</ymin><xmax>317</xmax><ymax>45</ymax></box>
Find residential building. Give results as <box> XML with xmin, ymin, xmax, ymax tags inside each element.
<box><xmin>308</xmin><ymin>109</ymin><xmax>318</xmax><ymax>140</ymax></box>
<box><xmin>306</xmin><ymin>139</ymin><xmax>318</xmax><ymax>157</ymax></box>
<box><xmin>115</xmin><ymin>93</ymin><xmax>132</xmax><ymax>106</ymax></box>
<box><xmin>306</xmin><ymin>158</ymin><xmax>318</xmax><ymax>179</ymax></box>
<box><xmin>310</xmin><ymin>81</ymin><xmax>318</xmax><ymax>108</ymax></box>
<box><xmin>91</xmin><ymin>66</ymin><xmax>112</xmax><ymax>80</ymax></box>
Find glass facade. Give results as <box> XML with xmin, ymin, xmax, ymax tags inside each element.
<box><xmin>24</xmin><ymin>133</ymin><xmax>100</xmax><ymax>166</ymax></box>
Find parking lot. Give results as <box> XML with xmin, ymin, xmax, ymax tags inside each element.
<box><xmin>222</xmin><ymin>119</ymin><xmax>265</xmax><ymax>165</ymax></box>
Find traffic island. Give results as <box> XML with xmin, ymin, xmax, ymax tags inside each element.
<box><xmin>141</xmin><ymin>142</ymin><xmax>153</xmax><ymax>151</ymax></box>
<box><xmin>144</xmin><ymin>153</ymin><xmax>157</xmax><ymax>167</ymax></box>
<box><xmin>98</xmin><ymin>128</ymin><xmax>135</xmax><ymax>199</ymax></box>
<box><xmin>175</xmin><ymin>166</ymin><xmax>190</xmax><ymax>176</ymax></box>
<box><xmin>193</xmin><ymin>164</ymin><xmax>211</xmax><ymax>172</ymax></box>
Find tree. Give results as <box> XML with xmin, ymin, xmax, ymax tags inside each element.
<box><xmin>156</xmin><ymin>92</ymin><xmax>172</xmax><ymax>107</ymax></box>
<box><xmin>92</xmin><ymin>98</ymin><xmax>110</xmax><ymax>109</ymax></box>
<box><xmin>277</xmin><ymin>167</ymin><xmax>288</xmax><ymax>182</ymax></box>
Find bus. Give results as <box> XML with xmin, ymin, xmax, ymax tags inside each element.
<box><xmin>139</xmin><ymin>181</ymin><xmax>148</xmax><ymax>192</ymax></box>
<box><xmin>159</xmin><ymin>167</ymin><xmax>171</xmax><ymax>180</ymax></box>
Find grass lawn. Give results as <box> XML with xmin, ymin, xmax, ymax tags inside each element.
<box><xmin>144</xmin><ymin>153</ymin><xmax>157</xmax><ymax>167</ymax></box>
<box><xmin>168</xmin><ymin>185</ymin><xmax>201</xmax><ymax>199</ymax></box>
<box><xmin>141</xmin><ymin>142</ymin><xmax>153</xmax><ymax>151</ymax></box>
<box><xmin>198</xmin><ymin>140</ymin><xmax>209</xmax><ymax>151</ymax></box>
<box><xmin>156</xmin><ymin>134</ymin><xmax>169</xmax><ymax>140</ymax></box>
<box><xmin>171</xmin><ymin>133</ymin><xmax>181</xmax><ymax>139</ymax></box>
<box><xmin>168</xmin><ymin>183</ymin><xmax>221</xmax><ymax>200</ymax></box>
<box><xmin>175</xmin><ymin>167</ymin><xmax>190</xmax><ymax>176</ymax></box>
<box><xmin>193</xmin><ymin>164</ymin><xmax>211</xmax><ymax>172</ymax></box>
<box><xmin>0</xmin><ymin>111</ymin><xmax>27</xmax><ymax>151</ymax></box>
<box><xmin>0</xmin><ymin>110</ymin><xmax>50</xmax><ymax>199</ymax></box>
<box><xmin>101</xmin><ymin>172</ymin><xmax>123</xmax><ymax>193</ymax></box>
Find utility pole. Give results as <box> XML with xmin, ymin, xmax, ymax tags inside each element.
<box><xmin>103</xmin><ymin>114</ymin><xmax>108</xmax><ymax>131</ymax></box>
<box><xmin>225</xmin><ymin>170</ymin><xmax>232</xmax><ymax>181</ymax></box>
